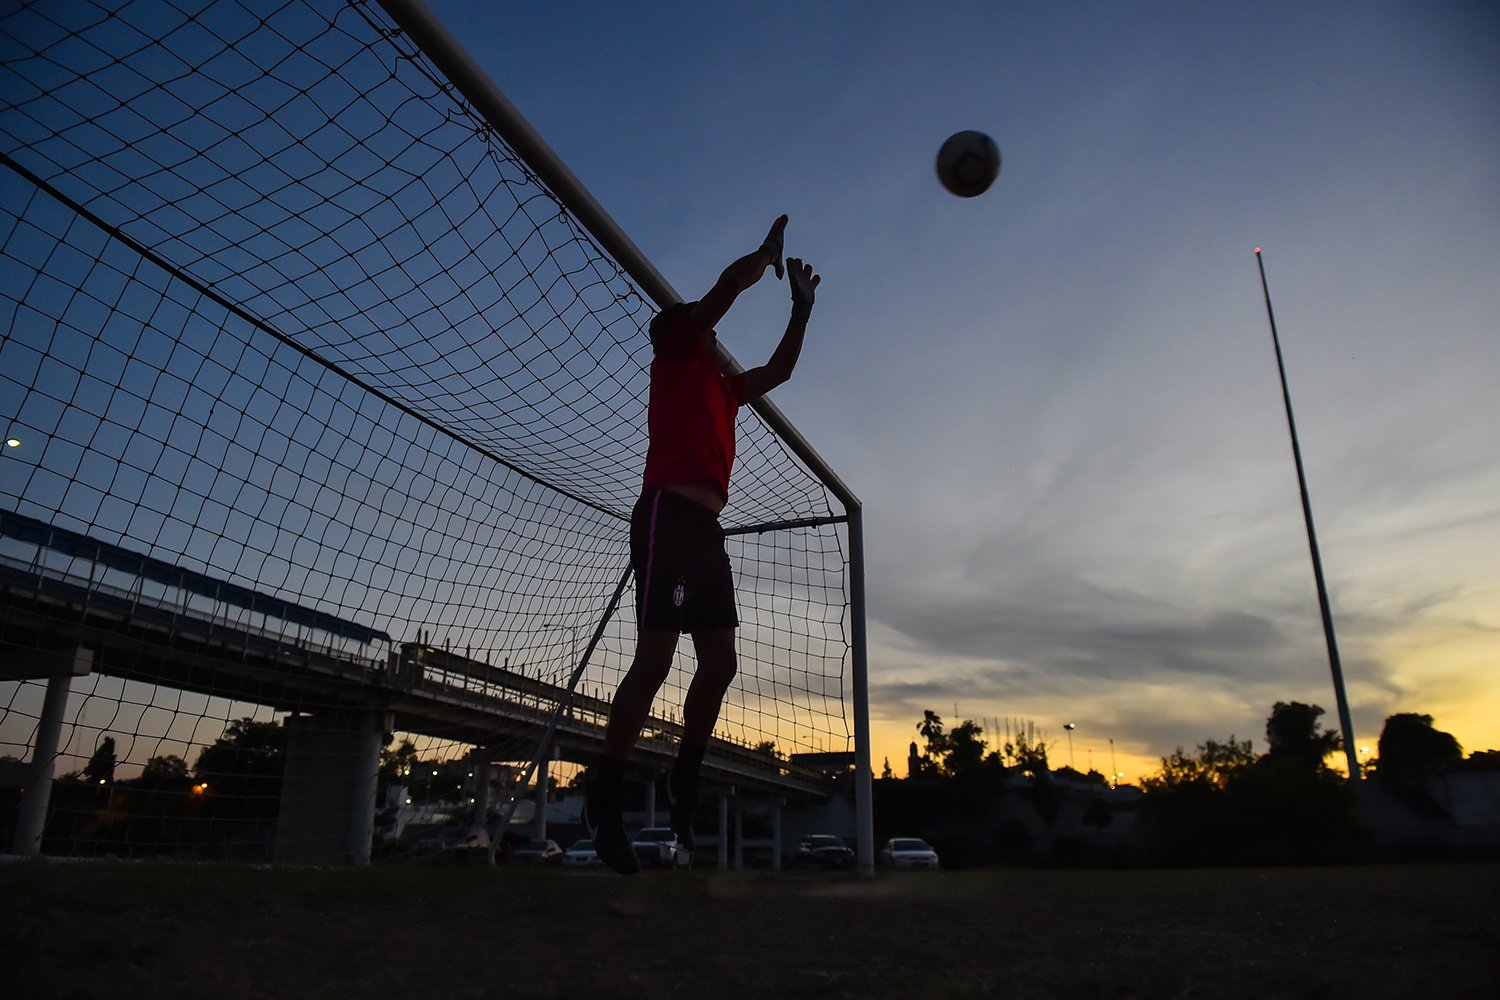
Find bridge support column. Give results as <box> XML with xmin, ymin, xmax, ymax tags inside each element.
<box><xmin>275</xmin><ymin>709</ymin><xmax>389</xmax><ymax>865</ymax></box>
<box><xmin>11</xmin><ymin>645</ymin><xmax>94</xmax><ymax>856</ymax></box>
<box><xmin>733</xmin><ymin>800</ymin><xmax>744</xmax><ymax>870</ymax></box>
<box><xmin>531</xmin><ymin>750</ymin><xmax>550</xmax><ymax>841</ymax></box>
<box><xmin>717</xmin><ymin>793</ymin><xmax>730</xmax><ymax>870</ymax></box>
<box><xmin>644</xmin><ymin>767</ymin><xmax>658</xmax><ymax>827</ymax></box>
<box><xmin>471</xmin><ymin>754</ymin><xmax>491</xmax><ymax>825</ymax></box>
<box><xmin>771</xmin><ymin>800</ymin><xmax>783</xmax><ymax>871</ymax></box>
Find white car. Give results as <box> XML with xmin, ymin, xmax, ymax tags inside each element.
<box><xmin>562</xmin><ymin>838</ymin><xmax>602</xmax><ymax>868</ymax></box>
<box><xmin>880</xmin><ymin>837</ymin><xmax>940</xmax><ymax>870</ymax></box>
<box><xmin>631</xmin><ymin>827</ymin><xmax>691</xmax><ymax>868</ymax></box>
<box><xmin>511</xmin><ymin>838</ymin><xmax>563</xmax><ymax>866</ymax></box>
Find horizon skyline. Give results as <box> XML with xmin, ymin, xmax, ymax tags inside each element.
<box><xmin>2</xmin><ymin>0</ymin><xmax>1495</xmax><ymax>802</ymax></box>
<box><xmin>421</xmin><ymin>0</ymin><xmax>1498</xmax><ymax>782</ymax></box>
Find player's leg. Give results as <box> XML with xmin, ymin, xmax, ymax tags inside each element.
<box><xmin>604</xmin><ymin>629</ymin><xmax>679</xmax><ymax>758</ymax></box>
<box><xmin>683</xmin><ymin>628</ymin><xmax>736</xmax><ymax>746</ymax></box>
<box><xmin>665</xmin><ymin>627</ymin><xmax>736</xmax><ymax>851</ymax></box>
<box><xmin>662</xmin><ymin>494</ymin><xmax>740</xmax><ymax>852</ymax></box>
<box><xmin>586</xmin><ymin>629</ymin><xmax>677</xmax><ymax>875</ymax></box>
<box><xmin>587</xmin><ymin>490</ymin><xmax>687</xmax><ymax>874</ymax></box>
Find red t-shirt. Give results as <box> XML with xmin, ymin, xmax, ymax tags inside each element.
<box><xmin>642</xmin><ymin>318</ymin><xmax>746</xmax><ymax>502</ymax></box>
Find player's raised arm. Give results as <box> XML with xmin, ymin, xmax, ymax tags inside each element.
<box><xmin>684</xmin><ymin>215</ymin><xmax>786</xmax><ymax>337</ymax></box>
<box><xmin>741</xmin><ymin>256</ymin><xmax>818</xmax><ymax>403</ymax></box>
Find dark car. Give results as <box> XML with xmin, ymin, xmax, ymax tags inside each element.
<box><xmin>796</xmin><ymin>834</ymin><xmax>855</xmax><ymax>869</ymax></box>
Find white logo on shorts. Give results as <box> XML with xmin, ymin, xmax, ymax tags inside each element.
<box><xmin>673</xmin><ymin>580</ymin><xmax>685</xmax><ymax>607</ymax></box>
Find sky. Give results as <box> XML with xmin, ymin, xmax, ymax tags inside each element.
<box><xmin>415</xmin><ymin>0</ymin><xmax>1500</xmax><ymax>783</ymax></box>
<box><xmin>0</xmin><ymin>1</ymin><xmax>1492</xmax><ymax>793</ymax></box>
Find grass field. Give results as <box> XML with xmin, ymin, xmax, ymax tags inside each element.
<box><xmin>6</xmin><ymin>861</ymin><xmax>1497</xmax><ymax>999</ymax></box>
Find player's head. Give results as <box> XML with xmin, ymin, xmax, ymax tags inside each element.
<box><xmin>649</xmin><ymin>301</ymin><xmax>696</xmax><ymax>350</ymax></box>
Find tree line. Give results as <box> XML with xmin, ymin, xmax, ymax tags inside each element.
<box><xmin>877</xmin><ymin>702</ymin><xmax>1493</xmax><ymax>867</ymax></box>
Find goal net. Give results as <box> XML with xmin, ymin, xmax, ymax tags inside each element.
<box><xmin>0</xmin><ymin>0</ymin><xmax>856</xmax><ymax>863</ymax></box>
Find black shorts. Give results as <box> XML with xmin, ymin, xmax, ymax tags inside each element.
<box><xmin>631</xmin><ymin>488</ymin><xmax>738</xmax><ymax>634</ymax></box>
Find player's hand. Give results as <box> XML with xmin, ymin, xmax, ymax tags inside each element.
<box><xmin>759</xmin><ymin>215</ymin><xmax>787</xmax><ymax>279</ymax></box>
<box><xmin>787</xmin><ymin>257</ymin><xmax>819</xmax><ymax>307</ymax></box>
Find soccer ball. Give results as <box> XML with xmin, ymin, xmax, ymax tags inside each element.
<box><xmin>936</xmin><ymin>130</ymin><xmax>1001</xmax><ymax>198</ymax></box>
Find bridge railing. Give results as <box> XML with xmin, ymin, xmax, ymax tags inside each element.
<box><xmin>0</xmin><ymin>536</ymin><xmax>392</xmax><ymax>675</ymax></box>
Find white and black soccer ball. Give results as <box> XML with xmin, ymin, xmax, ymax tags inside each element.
<box><xmin>936</xmin><ymin>130</ymin><xmax>1001</xmax><ymax>198</ymax></box>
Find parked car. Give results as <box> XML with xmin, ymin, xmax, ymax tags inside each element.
<box><xmin>562</xmin><ymin>838</ymin><xmax>602</xmax><ymax>868</ymax></box>
<box><xmin>880</xmin><ymin>837</ymin><xmax>940</xmax><ymax>870</ymax></box>
<box><xmin>796</xmin><ymin>834</ymin><xmax>855</xmax><ymax>869</ymax></box>
<box><xmin>511</xmin><ymin>838</ymin><xmax>563</xmax><ymax>866</ymax></box>
<box><xmin>631</xmin><ymin>827</ymin><xmax>690</xmax><ymax>869</ymax></box>
<box><xmin>416</xmin><ymin>824</ymin><xmax>493</xmax><ymax>862</ymax></box>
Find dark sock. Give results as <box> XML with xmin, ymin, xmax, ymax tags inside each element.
<box><xmin>672</xmin><ymin>743</ymin><xmax>706</xmax><ymax>801</ymax></box>
<box><xmin>591</xmin><ymin>756</ymin><xmax>627</xmax><ymax>813</ymax></box>
<box><xmin>586</xmin><ymin>757</ymin><xmax>639</xmax><ymax>876</ymax></box>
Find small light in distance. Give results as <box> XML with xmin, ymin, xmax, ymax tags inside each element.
<box><xmin>1254</xmin><ymin>246</ymin><xmax>1261</xmax><ymax>254</ymax></box>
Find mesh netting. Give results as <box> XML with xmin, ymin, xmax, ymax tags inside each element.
<box><xmin>0</xmin><ymin>0</ymin><xmax>851</xmax><ymax>862</ymax></box>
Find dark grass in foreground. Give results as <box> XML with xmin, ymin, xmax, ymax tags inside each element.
<box><xmin>6</xmin><ymin>862</ymin><xmax>1497</xmax><ymax>999</ymax></box>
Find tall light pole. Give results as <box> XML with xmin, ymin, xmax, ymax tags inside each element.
<box><xmin>543</xmin><ymin>619</ymin><xmax>580</xmax><ymax>672</ymax></box>
<box><xmin>1254</xmin><ymin>247</ymin><xmax>1361</xmax><ymax>782</ymax></box>
<box><xmin>1063</xmin><ymin>722</ymin><xmax>1076</xmax><ymax>769</ymax></box>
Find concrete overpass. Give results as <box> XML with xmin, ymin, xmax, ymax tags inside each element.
<box><xmin>0</xmin><ymin>509</ymin><xmax>842</xmax><ymax>863</ymax></box>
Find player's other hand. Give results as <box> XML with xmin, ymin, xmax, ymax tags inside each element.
<box><xmin>787</xmin><ymin>258</ymin><xmax>818</xmax><ymax>307</ymax></box>
<box><xmin>760</xmin><ymin>215</ymin><xmax>788</xmax><ymax>279</ymax></box>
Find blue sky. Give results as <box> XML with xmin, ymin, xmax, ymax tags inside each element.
<box><xmin>419</xmin><ymin>0</ymin><xmax>1500</xmax><ymax>777</ymax></box>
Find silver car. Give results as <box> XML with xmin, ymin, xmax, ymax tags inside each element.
<box><xmin>880</xmin><ymin>837</ymin><xmax>940</xmax><ymax>870</ymax></box>
<box><xmin>562</xmin><ymin>838</ymin><xmax>602</xmax><ymax>868</ymax></box>
<box><xmin>631</xmin><ymin>826</ymin><xmax>691</xmax><ymax>868</ymax></box>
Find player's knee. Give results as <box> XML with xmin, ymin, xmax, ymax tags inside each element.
<box><xmin>702</xmin><ymin>649</ymin><xmax>736</xmax><ymax>688</ymax></box>
<box><xmin>628</xmin><ymin>650</ymin><xmax>674</xmax><ymax>688</ymax></box>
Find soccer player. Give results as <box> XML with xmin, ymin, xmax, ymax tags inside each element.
<box><xmin>585</xmin><ymin>216</ymin><xmax>819</xmax><ymax>874</ymax></box>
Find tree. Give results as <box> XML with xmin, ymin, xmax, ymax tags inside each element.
<box><xmin>753</xmin><ymin>740</ymin><xmax>782</xmax><ymax>760</ymax></box>
<box><xmin>1141</xmin><ymin>737</ymin><xmax>1253</xmax><ymax>793</ymax></box>
<box><xmin>135</xmin><ymin>755</ymin><xmax>192</xmax><ymax>791</ymax></box>
<box><xmin>944</xmin><ymin>720</ymin><xmax>986</xmax><ymax>780</ymax></box>
<box><xmin>1002</xmin><ymin>730</ymin><xmax>1049</xmax><ymax>780</ymax></box>
<box><xmin>917</xmin><ymin>711</ymin><xmax>948</xmax><ymax>766</ymax></box>
<box><xmin>83</xmin><ymin>736</ymin><xmax>116</xmax><ymax>785</ymax></box>
<box><xmin>380</xmin><ymin>738</ymin><xmax>419</xmax><ymax>782</ymax></box>
<box><xmin>1376</xmin><ymin>713</ymin><xmax>1461</xmax><ymax>778</ymax></box>
<box><xmin>1457</xmin><ymin>749</ymin><xmax>1500</xmax><ymax>772</ymax></box>
<box><xmin>1137</xmin><ymin>706</ymin><xmax>1363</xmax><ymax>866</ymax></box>
<box><xmin>1264</xmin><ymin>701</ymin><xmax>1341</xmax><ymax>770</ymax></box>
<box><xmin>995</xmin><ymin>728</ymin><xmax>1057</xmax><ymax>825</ymax></box>
<box><xmin>192</xmin><ymin>717</ymin><xmax>286</xmax><ymax>819</ymax></box>
<box><xmin>193</xmin><ymin>718</ymin><xmax>284</xmax><ymax>778</ymax></box>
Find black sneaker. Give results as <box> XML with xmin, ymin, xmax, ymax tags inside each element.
<box><xmin>583</xmin><ymin>799</ymin><xmax>639</xmax><ymax>876</ymax></box>
<box><xmin>663</xmin><ymin>771</ymin><xmax>698</xmax><ymax>854</ymax></box>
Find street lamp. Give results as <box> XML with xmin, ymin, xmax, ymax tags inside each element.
<box><xmin>1063</xmin><ymin>722</ymin><xmax>1076</xmax><ymax>769</ymax></box>
<box><xmin>544</xmin><ymin>620</ymin><xmax>580</xmax><ymax>672</ymax></box>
